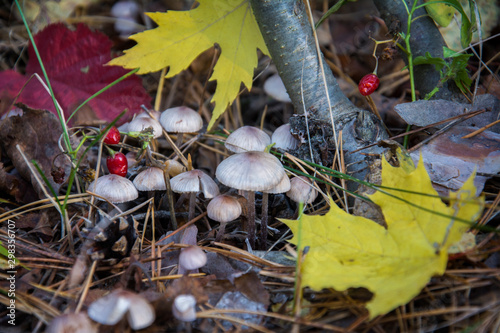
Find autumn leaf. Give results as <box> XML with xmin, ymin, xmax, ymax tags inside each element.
<box><xmin>282</xmin><ymin>155</ymin><xmax>484</xmax><ymax>319</ymax></box>
<box><xmin>424</xmin><ymin>0</ymin><xmax>456</xmax><ymax>27</ymax></box>
<box><xmin>0</xmin><ymin>23</ymin><xmax>151</xmax><ymax>124</ymax></box>
<box><xmin>108</xmin><ymin>0</ymin><xmax>268</xmax><ymax>130</ymax></box>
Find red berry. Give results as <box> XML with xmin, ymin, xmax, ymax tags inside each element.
<box><xmin>358</xmin><ymin>74</ymin><xmax>380</xmax><ymax>96</ymax></box>
<box><xmin>104</xmin><ymin>126</ymin><xmax>121</xmax><ymax>145</ymax></box>
<box><xmin>106</xmin><ymin>152</ymin><xmax>128</xmax><ymax>177</ymax></box>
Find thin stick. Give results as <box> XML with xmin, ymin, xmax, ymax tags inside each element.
<box><xmin>155</xmin><ymin>67</ymin><xmax>167</xmax><ymax>111</ymax></box>
<box><xmin>75</xmin><ymin>260</ymin><xmax>97</xmax><ymax>313</ymax></box>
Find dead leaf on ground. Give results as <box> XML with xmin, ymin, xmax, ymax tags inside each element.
<box><xmin>0</xmin><ymin>23</ymin><xmax>151</xmax><ymax>125</ymax></box>
<box><xmin>394</xmin><ymin>94</ymin><xmax>500</xmax><ymax>133</ymax></box>
<box><xmin>411</xmin><ymin>126</ymin><xmax>500</xmax><ymax>194</ymax></box>
<box><xmin>0</xmin><ymin>106</ymin><xmax>72</xmax><ymax>199</ymax></box>
<box><xmin>0</xmin><ymin>162</ymin><xmax>38</xmax><ymax>203</ymax></box>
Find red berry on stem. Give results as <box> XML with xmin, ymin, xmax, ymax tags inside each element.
<box><xmin>104</xmin><ymin>126</ymin><xmax>121</xmax><ymax>145</ymax></box>
<box><xmin>358</xmin><ymin>74</ymin><xmax>380</xmax><ymax>96</ymax></box>
<box><xmin>107</xmin><ymin>152</ymin><xmax>128</xmax><ymax>177</ymax></box>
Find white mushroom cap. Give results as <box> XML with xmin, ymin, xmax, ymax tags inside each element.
<box><xmin>88</xmin><ymin>174</ymin><xmax>138</xmax><ymax>203</ymax></box>
<box><xmin>264</xmin><ymin>175</ymin><xmax>291</xmax><ymax>194</ymax></box>
<box><xmin>118</xmin><ymin>122</ymin><xmax>129</xmax><ymax>132</ymax></box>
<box><xmin>263</xmin><ymin>73</ymin><xmax>291</xmax><ymax>103</ymax></box>
<box><xmin>87</xmin><ymin>290</ymin><xmax>155</xmax><ymax>330</ymax></box>
<box><xmin>225</xmin><ymin>126</ymin><xmax>271</xmax><ymax>153</ymax></box>
<box><xmin>172</xmin><ymin>294</ymin><xmax>197</xmax><ymax>322</ymax></box>
<box><xmin>272</xmin><ymin>123</ymin><xmax>299</xmax><ymax>151</ymax></box>
<box><xmin>160</xmin><ymin>106</ymin><xmax>203</xmax><ymax>133</ymax></box>
<box><xmin>127</xmin><ymin>115</ymin><xmax>163</xmax><ymax>138</ymax></box>
<box><xmin>133</xmin><ymin>167</ymin><xmax>166</xmax><ymax>191</ymax></box>
<box><xmin>207</xmin><ymin>195</ymin><xmax>242</xmax><ymax>223</ymax></box>
<box><xmin>46</xmin><ymin>313</ymin><xmax>96</xmax><ymax>333</ymax></box>
<box><xmin>111</xmin><ymin>1</ymin><xmax>140</xmax><ymax>19</ymax></box>
<box><xmin>216</xmin><ymin>151</ymin><xmax>286</xmax><ymax>192</ymax></box>
<box><xmin>179</xmin><ymin>245</ymin><xmax>207</xmax><ymax>270</ymax></box>
<box><xmin>137</xmin><ymin>110</ymin><xmax>161</xmax><ymax>120</ymax></box>
<box><xmin>170</xmin><ymin>169</ymin><xmax>220</xmax><ymax>199</ymax></box>
<box><xmin>286</xmin><ymin>176</ymin><xmax>318</xmax><ymax>204</ymax></box>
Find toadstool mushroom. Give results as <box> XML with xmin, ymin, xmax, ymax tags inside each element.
<box><xmin>263</xmin><ymin>73</ymin><xmax>292</xmax><ymax>103</ymax></box>
<box><xmin>287</xmin><ymin>176</ymin><xmax>318</xmax><ymax>204</ymax></box>
<box><xmin>225</xmin><ymin>126</ymin><xmax>271</xmax><ymax>153</ymax></box>
<box><xmin>179</xmin><ymin>245</ymin><xmax>207</xmax><ymax>273</ymax></box>
<box><xmin>170</xmin><ymin>169</ymin><xmax>220</xmax><ymax>221</ymax></box>
<box><xmin>87</xmin><ymin>289</ymin><xmax>155</xmax><ymax>330</ymax></box>
<box><xmin>172</xmin><ymin>294</ymin><xmax>197</xmax><ymax>322</ymax></box>
<box><xmin>207</xmin><ymin>194</ymin><xmax>242</xmax><ymax>241</ymax></box>
<box><xmin>88</xmin><ymin>174</ymin><xmax>138</xmax><ymax>204</ymax></box>
<box><xmin>271</xmin><ymin>123</ymin><xmax>299</xmax><ymax>151</ymax></box>
<box><xmin>46</xmin><ymin>313</ymin><xmax>96</xmax><ymax>333</ymax></box>
<box><xmin>133</xmin><ymin>167</ymin><xmax>167</xmax><ymax>191</ymax></box>
<box><xmin>160</xmin><ymin>106</ymin><xmax>203</xmax><ymax>147</ymax></box>
<box><xmin>127</xmin><ymin>114</ymin><xmax>163</xmax><ymax>139</ymax></box>
<box><xmin>215</xmin><ymin>151</ymin><xmax>286</xmax><ymax>247</ymax></box>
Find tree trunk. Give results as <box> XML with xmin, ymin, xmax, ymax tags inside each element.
<box><xmin>250</xmin><ymin>0</ymin><xmax>388</xmax><ymax>187</ymax></box>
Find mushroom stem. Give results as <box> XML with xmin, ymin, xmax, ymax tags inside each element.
<box><xmin>175</xmin><ymin>133</ymin><xmax>184</xmax><ymax>148</ymax></box>
<box><xmin>260</xmin><ymin>192</ymin><xmax>269</xmax><ymax>249</ymax></box>
<box><xmin>247</xmin><ymin>191</ymin><xmax>256</xmax><ymax>248</ymax></box>
<box><xmin>188</xmin><ymin>192</ymin><xmax>196</xmax><ymax>221</ymax></box>
<box><xmin>216</xmin><ymin>222</ymin><xmax>227</xmax><ymax>242</ymax></box>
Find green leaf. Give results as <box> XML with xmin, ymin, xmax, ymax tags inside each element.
<box><xmin>315</xmin><ymin>0</ymin><xmax>349</xmax><ymax>29</ymax></box>
<box><xmin>413</xmin><ymin>52</ymin><xmax>447</xmax><ymax>71</ymax></box>
<box><xmin>424</xmin><ymin>0</ymin><xmax>456</xmax><ymax>27</ymax></box>
<box><xmin>419</xmin><ymin>0</ymin><xmax>473</xmax><ymax>48</ymax></box>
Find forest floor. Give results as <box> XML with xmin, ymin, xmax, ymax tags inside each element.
<box><xmin>1</xmin><ymin>0</ymin><xmax>500</xmax><ymax>332</ymax></box>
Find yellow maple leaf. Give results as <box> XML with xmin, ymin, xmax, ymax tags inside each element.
<box><xmin>108</xmin><ymin>0</ymin><xmax>268</xmax><ymax>130</ymax></box>
<box><xmin>282</xmin><ymin>155</ymin><xmax>484</xmax><ymax>319</ymax></box>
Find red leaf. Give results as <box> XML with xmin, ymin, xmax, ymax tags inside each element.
<box><xmin>0</xmin><ymin>23</ymin><xmax>151</xmax><ymax>124</ymax></box>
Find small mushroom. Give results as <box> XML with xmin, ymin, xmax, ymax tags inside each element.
<box><xmin>216</xmin><ymin>151</ymin><xmax>286</xmax><ymax>247</ymax></box>
<box><xmin>264</xmin><ymin>73</ymin><xmax>291</xmax><ymax>103</ymax></box>
<box><xmin>160</xmin><ymin>106</ymin><xmax>203</xmax><ymax>147</ymax></box>
<box><xmin>172</xmin><ymin>294</ymin><xmax>197</xmax><ymax>322</ymax></box>
<box><xmin>225</xmin><ymin>126</ymin><xmax>271</xmax><ymax>153</ymax></box>
<box><xmin>133</xmin><ymin>167</ymin><xmax>167</xmax><ymax>191</ymax></box>
<box><xmin>127</xmin><ymin>114</ymin><xmax>163</xmax><ymax>139</ymax></box>
<box><xmin>111</xmin><ymin>1</ymin><xmax>141</xmax><ymax>37</ymax></box>
<box><xmin>272</xmin><ymin>123</ymin><xmax>299</xmax><ymax>151</ymax></box>
<box><xmin>179</xmin><ymin>245</ymin><xmax>207</xmax><ymax>273</ymax></box>
<box><xmin>88</xmin><ymin>174</ymin><xmax>138</xmax><ymax>204</ymax></box>
<box><xmin>287</xmin><ymin>176</ymin><xmax>318</xmax><ymax>204</ymax></box>
<box><xmin>46</xmin><ymin>313</ymin><xmax>96</xmax><ymax>333</ymax></box>
<box><xmin>170</xmin><ymin>169</ymin><xmax>220</xmax><ymax>221</ymax></box>
<box><xmin>207</xmin><ymin>194</ymin><xmax>242</xmax><ymax>241</ymax></box>
<box><xmin>87</xmin><ymin>289</ymin><xmax>155</xmax><ymax>330</ymax></box>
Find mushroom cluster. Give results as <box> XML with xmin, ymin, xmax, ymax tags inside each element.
<box><xmin>88</xmin><ymin>103</ymin><xmax>297</xmax><ymax>252</ymax></box>
<box><xmin>216</xmin><ymin>127</ymin><xmax>288</xmax><ymax>248</ymax></box>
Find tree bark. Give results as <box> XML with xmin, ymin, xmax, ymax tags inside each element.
<box><xmin>250</xmin><ymin>0</ymin><xmax>388</xmax><ymax>186</ymax></box>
